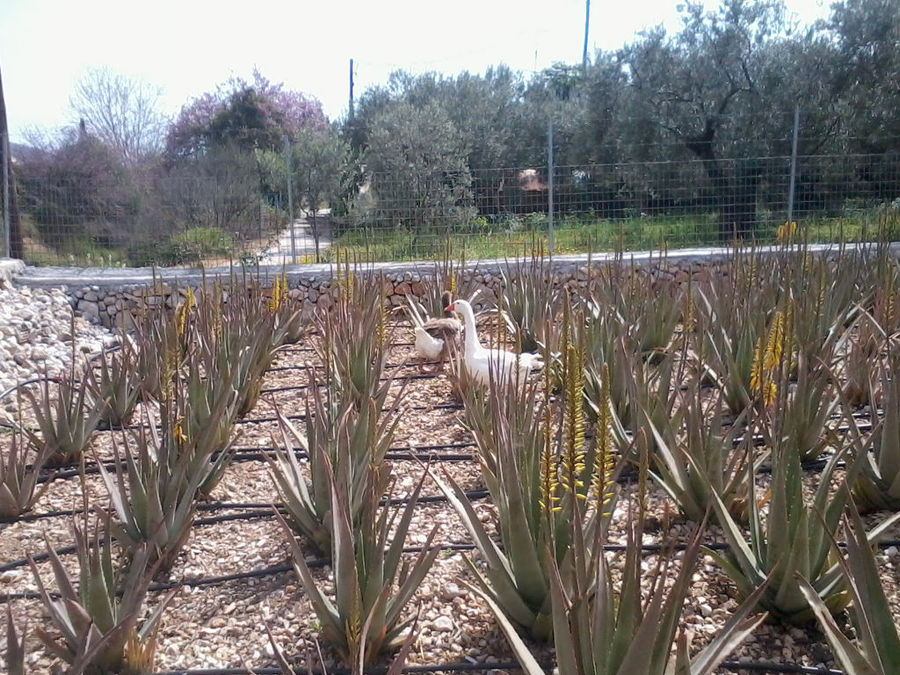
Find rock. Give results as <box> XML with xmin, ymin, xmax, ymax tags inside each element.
<box><xmin>442</xmin><ymin>582</ymin><xmax>465</xmax><ymax>600</ymax></box>
<box><xmin>431</xmin><ymin>616</ymin><xmax>453</xmax><ymax>632</ymax></box>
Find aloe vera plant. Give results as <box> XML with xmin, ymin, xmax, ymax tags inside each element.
<box><xmin>841</xmin><ymin>311</ymin><xmax>882</xmax><ymax>408</ymax></box>
<box><xmin>695</xmin><ymin>249</ymin><xmax>780</xmax><ymax>415</ymax></box>
<box><xmin>486</xmin><ymin>521</ymin><xmax>768</xmax><ymax>675</ymax></box>
<box><xmin>29</xmin><ymin>515</ymin><xmax>176</xmax><ymax>674</ymax></box>
<box><xmin>849</xmin><ymin>349</ymin><xmax>900</xmax><ymax>511</ymax></box>
<box><xmin>132</xmin><ymin>305</ymin><xmax>182</xmax><ymax>404</ymax></box>
<box><xmin>798</xmin><ymin>501</ymin><xmax>900</xmax><ymax>675</ymax></box>
<box><xmin>22</xmin><ymin>369</ymin><xmax>103</xmax><ymax>465</ymax></box>
<box><xmin>88</xmin><ymin>338</ymin><xmax>143</xmax><ymax>430</ymax></box>
<box><xmin>268</xmin><ymin>367</ymin><xmax>403</xmax><ymax>555</ymax></box>
<box><xmin>477</xmin><ymin>440</ymin><xmax>768</xmax><ymax>675</ymax></box>
<box><xmin>704</xmin><ymin>425</ymin><xmax>871</xmax><ymax>624</ymax></box>
<box><xmin>773</xmin><ymin>340</ymin><xmax>843</xmax><ymax>463</ymax></box>
<box><xmin>499</xmin><ymin>253</ymin><xmax>559</xmax><ymax>354</ymax></box>
<box><xmin>315</xmin><ymin>271</ymin><xmax>392</xmax><ymax>411</ymax></box>
<box><xmin>181</xmin><ymin>355</ymin><xmax>242</xmax><ymax>499</ymax></box>
<box><xmin>435</xmin><ymin>308</ymin><xmax>619</xmax><ymax>642</ymax></box>
<box><xmin>608</xmin><ymin>261</ymin><xmax>683</xmax><ymax>358</ymax></box>
<box><xmin>0</xmin><ymin>421</ymin><xmax>56</xmax><ymax>519</ymax></box>
<box><xmin>276</xmin><ymin>460</ymin><xmax>437</xmax><ymax>669</ymax></box>
<box><xmin>96</xmin><ymin>379</ymin><xmax>234</xmax><ymax>571</ymax></box>
<box><xmin>644</xmin><ymin>382</ymin><xmax>761</xmax><ymax>525</ymax></box>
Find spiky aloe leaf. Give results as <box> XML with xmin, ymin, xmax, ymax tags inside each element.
<box><xmin>467</xmin><ymin>583</ymin><xmax>546</xmax><ymax>675</ymax></box>
<box><xmin>798</xmin><ymin>501</ymin><xmax>900</xmax><ymax>675</ymax></box>
<box><xmin>5</xmin><ymin>605</ymin><xmax>26</xmax><ymax>675</ymax></box>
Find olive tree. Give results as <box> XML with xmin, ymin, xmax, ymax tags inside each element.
<box><xmin>363</xmin><ymin>101</ymin><xmax>475</xmax><ymax>240</ymax></box>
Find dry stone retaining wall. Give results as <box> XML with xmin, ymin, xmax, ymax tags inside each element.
<box><xmin>10</xmin><ymin>244</ymin><xmax>900</xmax><ymax>328</ymax></box>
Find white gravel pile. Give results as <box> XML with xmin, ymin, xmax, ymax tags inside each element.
<box><xmin>0</xmin><ymin>284</ymin><xmax>117</xmax><ymax>413</ymax></box>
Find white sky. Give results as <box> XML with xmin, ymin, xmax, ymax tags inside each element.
<box><xmin>1</xmin><ymin>0</ymin><xmax>831</xmax><ymax>143</ymax></box>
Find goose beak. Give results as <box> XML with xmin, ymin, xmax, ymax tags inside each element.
<box><xmin>445</xmin><ymin>303</ymin><xmax>455</xmax><ymax>312</ymax></box>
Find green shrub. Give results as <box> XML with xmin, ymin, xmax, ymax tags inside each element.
<box><xmin>127</xmin><ymin>227</ymin><xmax>234</xmax><ymax>266</ymax></box>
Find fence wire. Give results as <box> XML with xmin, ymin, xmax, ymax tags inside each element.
<box><xmin>6</xmin><ymin>147</ymin><xmax>900</xmax><ymax>267</ymax></box>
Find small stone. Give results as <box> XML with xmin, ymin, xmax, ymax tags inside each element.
<box><xmin>431</xmin><ymin>616</ymin><xmax>453</xmax><ymax>632</ymax></box>
<box><xmin>442</xmin><ymin>582</ymin><xmax>465</xmax><ymax>600</ymax></box>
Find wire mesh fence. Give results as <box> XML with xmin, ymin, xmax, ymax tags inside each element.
<box><xmin>4</xmin><ymin>144</ymin><xmax>900</xmax><ymax>267</ymax></box>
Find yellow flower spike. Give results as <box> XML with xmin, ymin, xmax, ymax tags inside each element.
<box><xmin>561</xmin><ymin>312</ymin><xmax>586</xmax><ymax>502</ymax></box>
<box><xmin>176</xmin><ymin>286</ymin><xmax>195</xmax><ymax>337</ymax></box>
<box><xmin>763</xmin><ymin>310</ymin><xmax>785</xmax><ymax>372</ymax></box>
<box><xmin>776</xmin><ymin>220</ymin><xmax>798</xmax><ymax>244</ymax></box>
<box><xmin>268</xmin><ymin>273</ymin><xmax>286</xmax><ymax>313</ymax></box>
<box><xmin>763</xmin><ymin>380</ymin><xmax>778</xmax><ymax>408</ymax></box>
<box><xmin>750</xmin><ymin>335</ymin><xmax>766</xmax><ymax>397</ymax></box>
<box><xmin>591</xmin><ymin>362</ymin><xmax>615</xmax><ymax>515</ymax></box>
<box><xmin>173</xmin><ymin>418</ymin><xmax>187</xmax><ymax>445</ymax></box>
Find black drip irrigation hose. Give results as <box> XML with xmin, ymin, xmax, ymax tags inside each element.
<box><xmin>5</xmin><ymin>518</ymin><xmax>899</xmax><ymax>590</ymax></box>
<box><xmin>146</xmin><ymin>662</ymin><xmax>844</xmax><ymax>675</ymax></box>
<box><xmin>4</xmin><ymin>538</ymin><xmax>741</xmax><ymax>601</ymax></box>
<box><xmin>150</xmin><ymin>662</ymin><xmax>533</xmax><ymax>675</ymax></box>
<box><xmin>234</xmin><ymin>402</ymin><xmax>465</xmax><ymax>426</ymax></box>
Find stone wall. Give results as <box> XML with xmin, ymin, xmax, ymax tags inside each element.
<box><xmin>13</xmin><ymin>243</ymin><xmax>900</xmax><ymax>328</ymax></box>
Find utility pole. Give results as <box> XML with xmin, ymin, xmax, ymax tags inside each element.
<box><xmin>348</xmin><ymin>58</ymin><xmax>355</xmax><ymax>121</ymax></box>
<box><xmin>582</xmin><ymin>0</ymin><xmax>590</xmax><ymax>73</ymax></box>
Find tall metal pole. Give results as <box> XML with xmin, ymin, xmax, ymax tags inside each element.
<box><xmin>2</xmin><ymin>131</ymin><xmax>9</xmax><ymax>258</ymax></box>
<box><xmin>547</xmin><ymin>120</ymin><xmax>555</xmax><ymax>257</ymax></box>
<box><xmin>284</xmin><ymin>136</ymin><xmax>295</xmax><ymax>263</ymax></box>
<box><xmin>582</xmin><ymin>0</ymin><xmax>591</xmax><ymax>73</ymax></box>
<box><xmin>787</xmin><ymin>105</ymin><xmax>800</xmax><ymax>224</ymax></box>
<box><xmin>349</xmin><ymin>58</ymin><xmax>355</xmax><ymax>121</ymax></box>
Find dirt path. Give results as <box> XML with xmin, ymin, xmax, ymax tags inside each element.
<box><xmin>257</xmin><ymin>209</ymin><xmax>332</xmax><ymax>264</ymax></box>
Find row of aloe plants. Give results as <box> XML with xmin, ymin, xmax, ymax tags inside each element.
<box><xmin>266</xmin><ymin>268</ymin><xmax>440</xmax><ymax>670</ymax></box>
<box><xmin>5</xmin><ymin>243</ymin><xmax>900</xmax><ymax>673</ymax></box>
<box><xmin>2</xmin><ymin>272</ymin><xmax>303</xmax><ymax>673</ymax></box>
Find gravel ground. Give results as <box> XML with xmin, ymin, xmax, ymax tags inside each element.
<box><xmin>1</xmin><ymin>318</ymin><xmax>899</xmax><ymax>674</ymax></box>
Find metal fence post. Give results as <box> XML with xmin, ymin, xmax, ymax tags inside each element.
<box><xmin>284</xmin><ymin>136</ymin><xmax>295</xmax><ymax>264</ymax></box>
<box><xmin>2</xmin><ymin>130</ymin><xmax>9</xmax><ymax>258</ymax></box>
<box><xmin>787</xmin><ymin>106</ymin><xmax>800</xmax><ymax>224</ymax></box>
<box><xmin>547</xmin><ymin>120</ymin><xmax>554</xmax><ymax>257</ymax></box>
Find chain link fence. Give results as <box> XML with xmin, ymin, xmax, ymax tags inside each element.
<box><xmin>3</xmin><ymin>142</ymin><xmax>900</xmax><ymax>267</ymax></box>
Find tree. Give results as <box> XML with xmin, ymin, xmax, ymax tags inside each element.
<box><xmin>619</xmin><ymin>0</ymin><xmax>791</xmax><ymax>239</ymax></box>
<box><xmin>290</xmin><ymin>127</ymin><xmax>348</xmax><ymax>262</ymax></box>
<box><xmin>363</xmin><ymin>101</ymin><xmax>474</xmax><ymax>238</ymax></box>
<box><xmin>166</xmin><ymin>71</ymin><xmax>327</xmax><ymax>160</ymax></box>
<box><xmin>826</xmin><ymin>0</ymin><xmax>900</xmax><ymax>153</ymax></box>
<box><xmin>69</xmin><ymin>68</ymin><xmax>168</xmax><ymax>165</ymax></box>
<box><xmin>16</xmin><ymin>123</ymin><xmax>139</xmax><ymax>250</ymax></box>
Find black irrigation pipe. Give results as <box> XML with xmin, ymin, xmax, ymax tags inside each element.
<box><xmin>234</xmin><ymin>402</ymin><xmax>465</xmax><ymax>426</ymax></box>
<box><xmin>6</xmin><ymin>511</ymin><xmax>899</xmax><ymax>586</ymax></box>
<box><xmin>259</xmin><ymin>370</ymin><xmax>443</xmax><ymax>395</ymax></box>
<box><xmin>151</xmin><ymin>662</ymin><xmax>534</xmax><ymax>675</ymax></box>
<box><xmin>147</xmin><ymin>662</ymin><xmax>845</xmax><ymax>675</ymax></box>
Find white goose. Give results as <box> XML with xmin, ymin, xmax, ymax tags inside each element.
<box><xmin>412</xmin><ymin>291</ymin><xmax>462</xmax><ymax>373</ymax></box>
<box><xmin>447</xmin><ymin>298</ymin><xmax>543</xmax><ymax>386</ymax></box>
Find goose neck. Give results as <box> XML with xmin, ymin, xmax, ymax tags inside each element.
<box><xmin>459</xmin><ymin>303</ymin><xmax>481</xmax><ymax>352</ymax></box>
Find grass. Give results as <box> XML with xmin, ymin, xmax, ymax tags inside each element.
<box><xmin>19</xmin><ymin>208</ymin><xmax>900</xmax><ymax>267</ymax></box>
<box><xmin>325</xmin><ymin>210</ymin><xmax>898</xmax><ymax>263</ymax></box>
